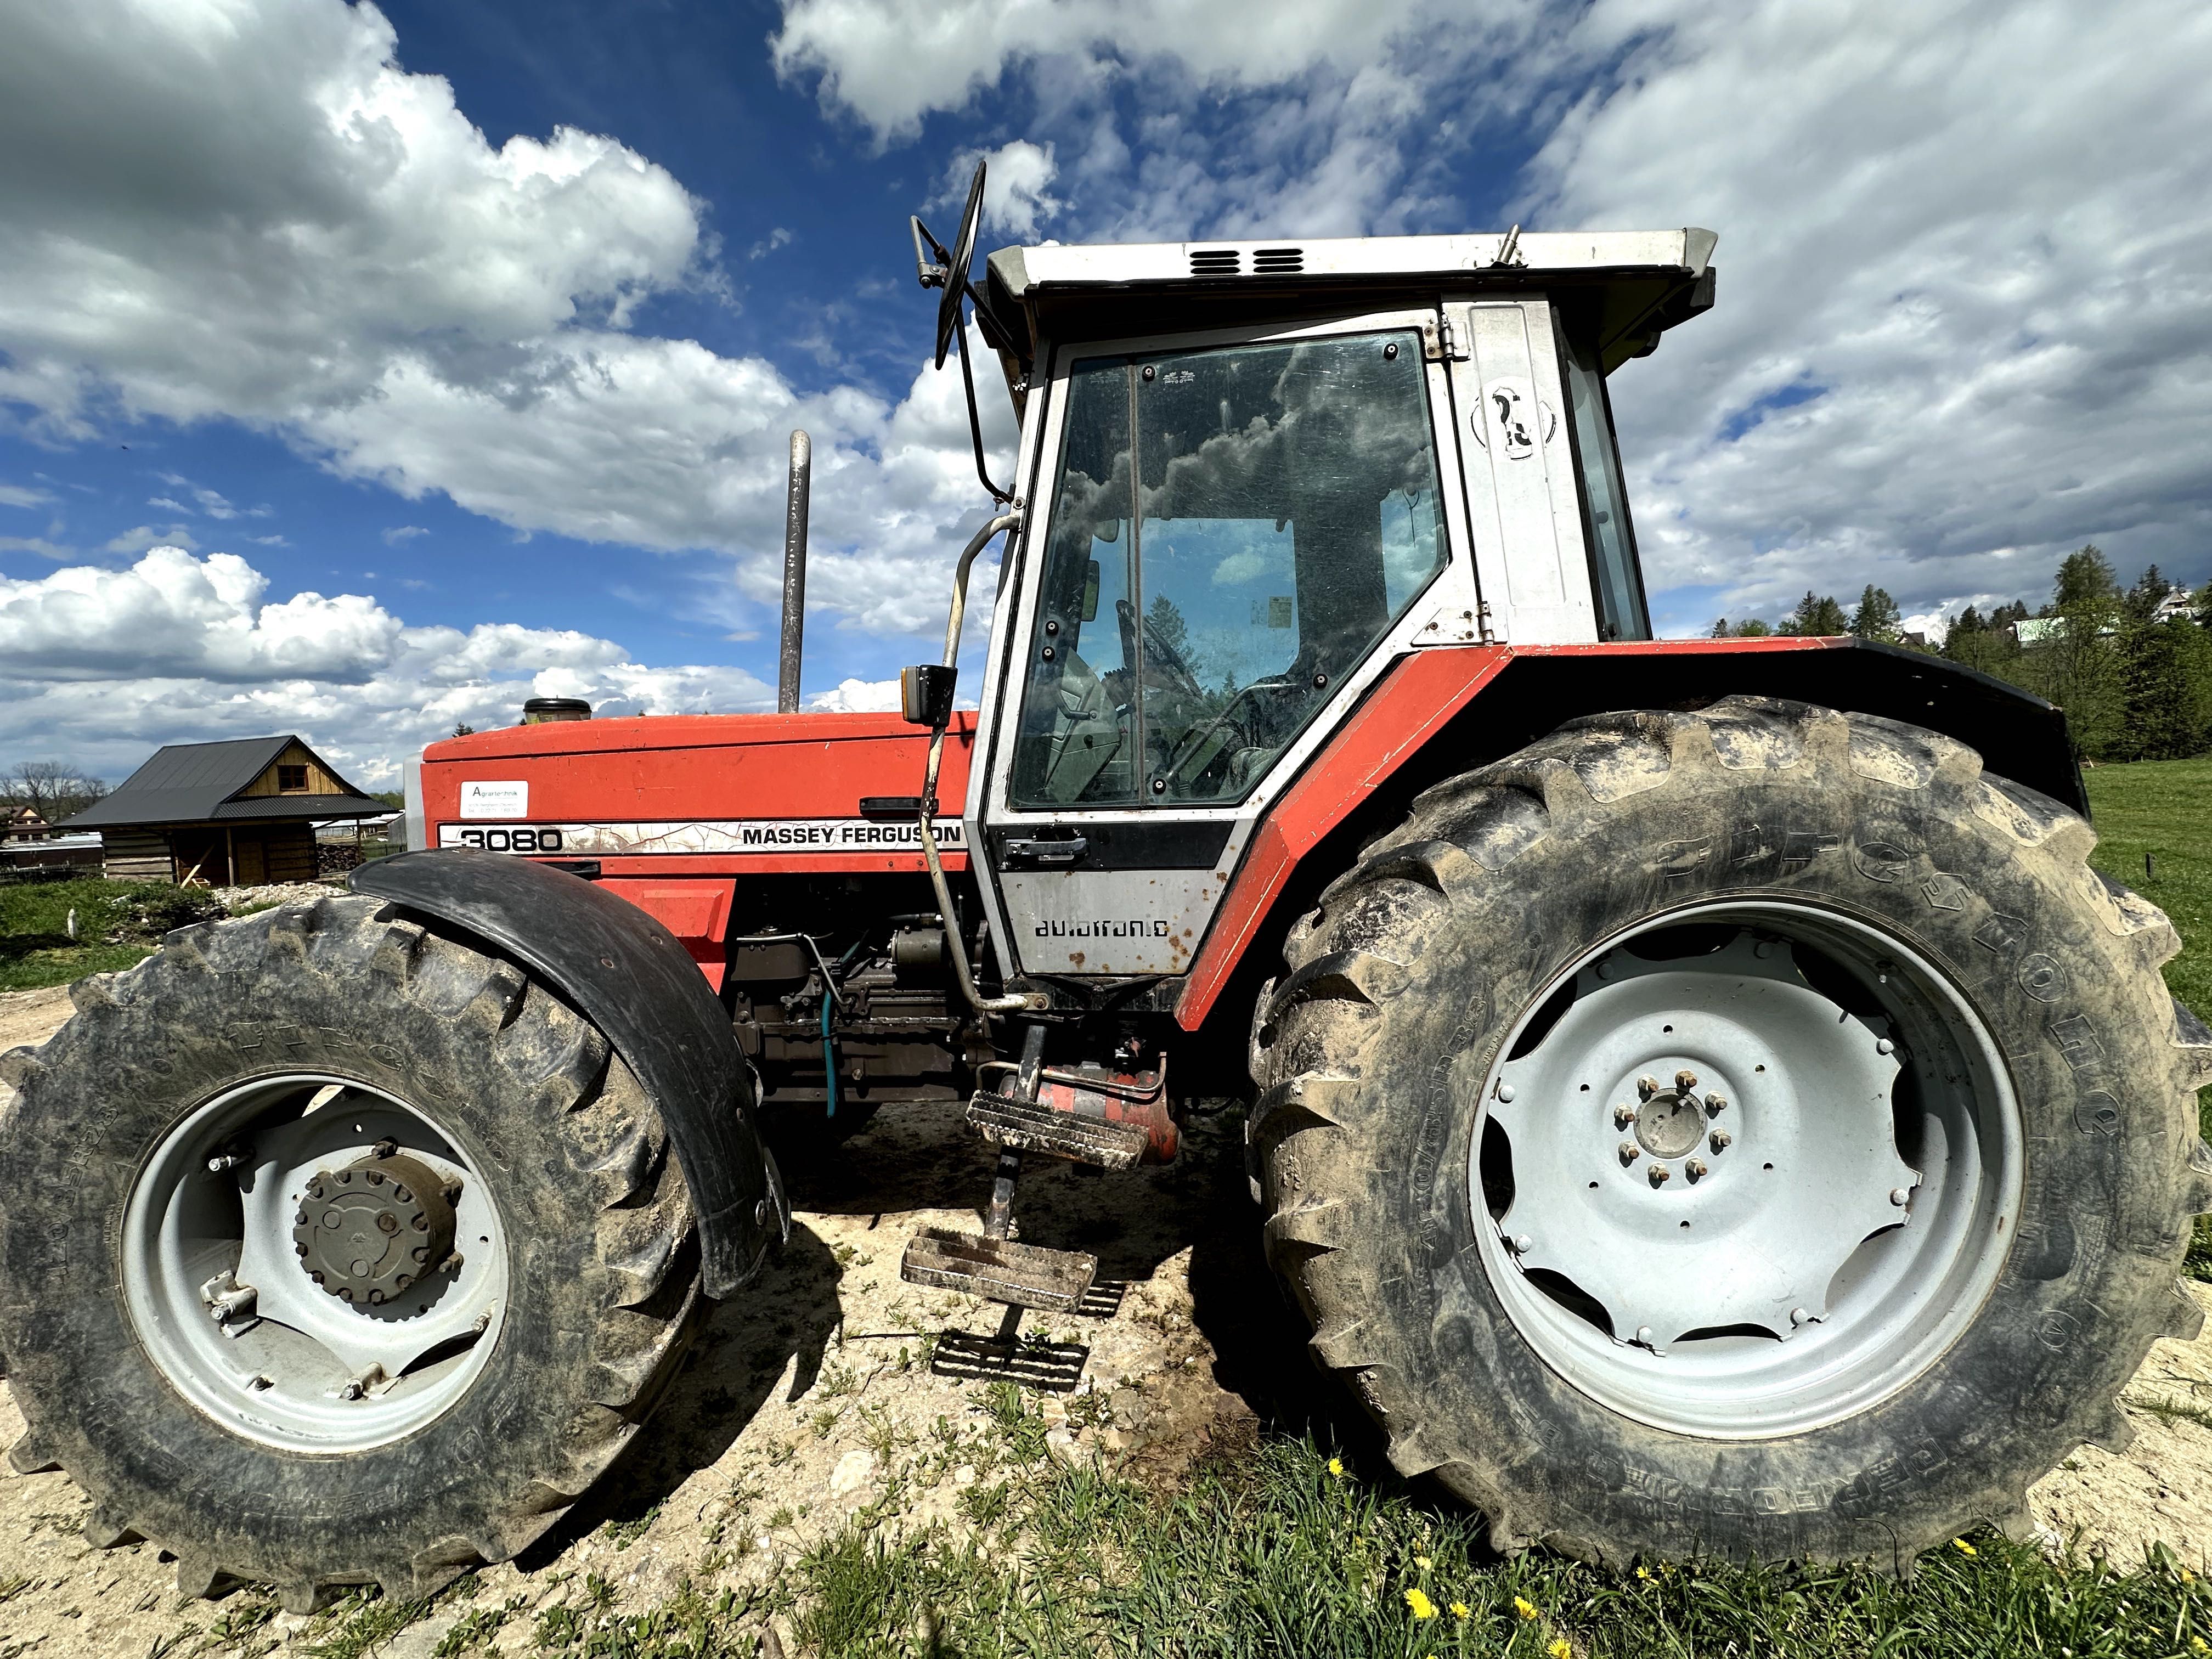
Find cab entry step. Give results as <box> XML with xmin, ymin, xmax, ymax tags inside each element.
<box><xmin>965</xmin><ymin>1091</ymin><xmax>1152</xmax><ymax>1171</ymax></box>
<box><xmin>900</xmin><ymin>1226</ymin><xmax>1098</xmax><ymax>1312</ymax></box>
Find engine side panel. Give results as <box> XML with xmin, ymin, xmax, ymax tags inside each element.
<box><xmin>416</xmin><ymin>712</ymin><xmax>977</xmax><ymax>879</ymax></box>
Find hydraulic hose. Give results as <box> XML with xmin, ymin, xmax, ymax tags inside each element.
<box><xmin>919</xmin><ymin>509</ymin><xmax>1041</xmax><ymax>1016</ymax></box>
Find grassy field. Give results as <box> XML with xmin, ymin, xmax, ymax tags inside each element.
<box><xmin>2085</xmin><ymin>754</ymin><xmax>2212</xmax><ymax>1031</ymax></box>
<box><xmin>0</xmin><ymin>875</ymin><xmax>222</xmax><ymax>991</ymax></box>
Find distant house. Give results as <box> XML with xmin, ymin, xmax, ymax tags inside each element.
<box><xmin>66</xmin><ymin>736</ymin><xmax>390</xmax><ymax>885</ymax></box>
<box><xmin>3</xmin><ymin>806</ymin><xmax>50</xmax><ymax>842</ymax></box>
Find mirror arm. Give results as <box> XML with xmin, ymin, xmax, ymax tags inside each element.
<box><xmin>955</xmin><ymin>313</ymin><xmax>1013</xmax><ymax>505</ymax></box>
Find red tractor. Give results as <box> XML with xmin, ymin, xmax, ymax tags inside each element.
<box><xmin>7</xmin><ymin>171</ymin><xmax>2209</xmax><ymax>1606</ymax></box>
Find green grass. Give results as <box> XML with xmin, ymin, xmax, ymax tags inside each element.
<box><xmin>0</xmin><ymin>876</ymin><xmax>196</xmax><ymax>991</ymax></box>
<box><xmin>2085</xmin><ymin>754</ymin><xmax>2212</xmax><ymax>1030</ymax></box>
<box><xmin>2083</xmin><ymin>754</ymin><xmax>2212</xmax><ymax>1280</ymax></box>
<box><xmin>784</xmin><ymin>1417</ymin><xmax>2212</xmax><ymax>1659</ymax></box>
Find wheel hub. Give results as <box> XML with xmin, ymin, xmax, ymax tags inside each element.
<box><xmin>1488</xmin><ymin>928</ymin><xmax>1922</xmax><ymax>1353</ymax></box>
<box><xmin>291</xmin><ymin>1151</ymin><xmax>457</xmax><ymax>1306</ymax></box>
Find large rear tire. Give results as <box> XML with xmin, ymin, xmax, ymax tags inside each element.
<box><xmin>0</xmin><ymin>894</ymin><xmax>703</xmax><ymax>1608</ymax></box>
<box><xmin>1250</xmin><ymin>696</ymin><xmax>2212</xmax><ymax>1564</ymax></box>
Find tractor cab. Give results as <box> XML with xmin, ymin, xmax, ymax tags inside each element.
<box><xmin>940</xmin><ymin>228</ymin><xmax>1719</xmax><ymax>979</ymax></box>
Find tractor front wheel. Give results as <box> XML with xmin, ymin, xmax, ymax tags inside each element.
<box><xmin>1250</xmin><ymin>696</ymin><xmax>2211</xmax><ymax>1564</ymax></box>
<box><xmin>0</xmin><ymin>894</ymin><xmax>702</xmax><ymax>1608</ymax></box>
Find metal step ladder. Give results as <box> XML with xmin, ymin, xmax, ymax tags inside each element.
<box><xmin>900</xmin><ymin>1024</ymin><xmax>1110</xmax><ymax>1312</ymax></box>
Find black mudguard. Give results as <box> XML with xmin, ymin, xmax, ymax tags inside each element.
<box><xmin>352</xmin><ymin>849</ymin><xmax>785</xmax><ymax>1299</ymax></box>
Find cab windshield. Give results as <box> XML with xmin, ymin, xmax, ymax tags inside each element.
<box><xmin>1010</xmin><ymin>329</ymin><xmax>1446</xmax><ymax>808</ymax></box>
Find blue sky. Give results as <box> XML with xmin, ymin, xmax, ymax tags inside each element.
<box><xmin>3</xmin><ymin>0</ymin><xmax>2209</xmax><ymax>784</ymax></box>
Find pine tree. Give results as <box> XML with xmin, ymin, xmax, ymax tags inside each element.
<box><xmin>2117</xmin><ymin>617</ymin><xmax>2212</xmax><ymax>760</ymax></box>
<box><xmin>1848</xmin><ymin>585</ymin><xmax>1903</xmax><ymax>642</ymax></box>
<box><xmin>2125</xmin><ymin>564</ymin><xmax>2174</xmax><ymax>624</ymax></box>
<box><xmin>1778</xmin><ymin>591</ymin><xmax>1848</xmax><ymax>636</ymax></box>
<box><xmin>2017</xmin><ymin>546</ymin><xmax>2126</xmax><ymax>758</ymax></box>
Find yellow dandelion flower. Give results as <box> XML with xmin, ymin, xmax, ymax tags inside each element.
<box><xmin>1548</xmin><ymin>1641</ymin><xmax>1573</xmax><ymax>1659</ymax></box>
<box><xmin>1451</xmin><ymin>1601</ymin><xmax>1471</xmax><ymax>1620</ymax></box>
<box><xmin>1514</xmin><ymin>1595</ymin><xmax>1540</xmax><ymax>1621</ymax></box>
<box><xmin>1328</xmin><ymin>1457</ymin><xmax>1344</xmax><ymax>1478</ymax></box>
<box><xmin>2191</xmin><ymin>1638</ymin><xmax>2209</xmax><ymax>1655</ymax></box>
<box><xmin>1635</xmin><ymin>1566</ymin><xmax>1652</xmax><ymax>1582</ymax></box>
<box><xmin>2185</xmin><ymin>1567</ymin><xmax>2198</xmax><ymax>1584</ymax></box>
<box><xmin>1415</xmin><ymin>1555</ymin><xmax>1433</xmax><ymax>1571</ymax></box>
<box><xmin>1952</xmin><ymin>1539</ymin><xmax>1978</xmax><ymax>1558</ymax></box>
<box><xmin>1405</xmin><ymin>1588</ymin><xmax>1438</xmax><ymax>1620</ymax></box>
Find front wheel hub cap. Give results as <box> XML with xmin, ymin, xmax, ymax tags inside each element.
<box><xmin>292</xmin><ymin>1152</ymin><xmax>456</xmax><ymax>1305</ymax></box>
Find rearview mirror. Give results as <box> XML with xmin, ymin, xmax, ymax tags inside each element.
<box><xmin>1081</xmin><ymin>561</ymin><xmax>1101</xmax><ymax>623</ymax></box>
<box><xmin>901</xmin><ymin>663</ymin><xmax>958</xmax><ymax>727</ymax></box>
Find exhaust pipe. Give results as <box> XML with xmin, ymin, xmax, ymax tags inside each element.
<box><xmin>778</xmin><ymin>429</ymin><xmax>811</xmax><ymax>714</ymax></box>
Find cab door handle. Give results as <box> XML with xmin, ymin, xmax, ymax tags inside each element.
<box><xmin>1002</xmin><ymin>836</ymin><xmax>1089</xmax><ymax>868</ymax></box>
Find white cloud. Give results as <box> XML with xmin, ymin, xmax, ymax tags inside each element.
<box><xmin>748</xmin><ymin>227</ymin><xmax>794</xmax><ymax>259</ymax></box>
<box><xmin>771</xmin><ymin>0</ymin><xmax>1449</xmax><ymax>143</ymax></box>
<box><xmin>1524</xmin><ymin>0</ymin><xmax>2212</xmax><ymax>629</ymax></box>
<box><xmin>0</xmin><ymin>0</ymin><xmax>1003</xmax><ymax>643</ymax></box>
<box><xmin>382</xmin><ymin>524</ymin><xmax>428</xmax><ymax>545</ymax></box>
<box><xmin>941</xmin><ymin>140</ymin><xmax>1063</xmax><ymax>239</ymax></box>
<box><xmin>806</xmin><ymin>676</ymin><xmax>903</xmax><ymax>713</ymax></box>
<box><xmin>0</xmin><ymin>547</ymin><xmax>772</xmax><ymax>782</ymax></box>
<box><xmin>0</xmin><ymin>484</ymin><xmax>55</xmax><ymax>509</ymax></box>
<box><xmin>103</xmin><ymin>523</ymin><xmax>199</xmax><ymax>554</ymax></box>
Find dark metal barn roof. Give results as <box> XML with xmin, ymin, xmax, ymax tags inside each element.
<box><xmin>66</xmin><ymin>736</ymin><xmax>388</xmax><ymax>829</ymax></box>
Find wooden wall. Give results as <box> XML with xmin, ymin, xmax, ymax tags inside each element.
<box><xmin>235</xmin><ymin>740</ymin><xmax>349</xmax><ymax>798</ymax></box>
<box><xmin>100</xmin><ymin>828</ymin><xmax>174</xmax><ymax>882</ymax></box>
<box><xmin>99</xmin><ymin>823</ymin><xmax>317</xmax><ymax>885</ymax></box>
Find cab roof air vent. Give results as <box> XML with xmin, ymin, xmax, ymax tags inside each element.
<box><xmin>1188</xmin><ymin>248</ymin><xmax>1242</xmax><ymax>276</ymax></box>
<box><xmin>1251</xmin><ymin>247</ymin><xmax>1305</xmax><ymax>273</ymax></box>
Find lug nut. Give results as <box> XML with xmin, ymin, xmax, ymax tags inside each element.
<box><xmin>1507</xmin><ymin>1234</ymin><xmax>1533</xmax><ymax>1254</ymax></box>
<box><xmin>1649</xmin><ymin>1163</ymin><xmax>1671</xmax><ymax>1186</ymax></box>
<box><xmin>1613</xmin><ymin>1104</ymin><xmax>1638</xmax><ymax>1128</ymax></box>
<box><xmin>1686</xmin><ymin>1159</ymin><xmax>1708</xmax><ymax>1181</ymax></box>
<box><xmin>1709</xmin><ymin>1130</ymin><xmax>1732</xmax><ymax>1153</ymax></box>
<box><xmin>1790</xmin><ymin>1307</ymin><xmax>1812</xmax><ymax>1327</ymax></box>
<box><xmin>1618</xmin><ymin>1141</ymin><xmax>1641</xmax><ymax>1165</ymax></box>
<box><xmin>1675</xmin><ymin>1069</ymin><xmax>1699</xmax><ymax>1092</ymax></box>
<box><xmin>1495</xmin><ymin>1080</ymin><xmax>1516</xmax><ymax>1102</ymax></box>
<box><xmin>338</xmin><ymin>1363</ymin><xmax>387</xmax><ymax>1401</ymax></box>
<box><xmin>1876</xmin><ymin>1037</ymin><xmax>1895</xmax><ymax>1054</ymax></box>
<box><xmin>1637</xmin><ymin>1075</ymin><xmax>1660</xmax><ymax>1101</ymax></box>
<box><xmin>1890</xmin><ymin>1187</ymin><xmax>1911</xmax><ymax>1206</ymax></box>
<box><xmin>1703</xmin><ymin>1093</ymin><xmax>1727</xmax><ymax>1114</ymax></box>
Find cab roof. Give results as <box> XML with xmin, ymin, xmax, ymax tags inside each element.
<box><xmin>981</xmin><ymin>227</ymin><xmax>1718</xmax><ymax>375</ymax></box>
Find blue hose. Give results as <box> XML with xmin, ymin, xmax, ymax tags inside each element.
<box><xmin>821</xmin><ymin>985</ymin><xmax>837</xmax><ymax>1120</ymax></box>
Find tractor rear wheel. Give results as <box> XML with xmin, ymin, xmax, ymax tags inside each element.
<box><xmin>1250</xmin><ymin>696</ymin><xmax>2212</xmax><ymax>1564</ymax></box>
<box><xmin>0</xmin><ymin>894</ymin><xmax>702</xmax><ymax>1609</ymax></box>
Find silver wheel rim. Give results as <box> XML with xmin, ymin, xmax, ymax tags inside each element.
<box><xmin>122</xmin><ymin>1073</ymin><xmax>509</xmax><ymax>1453</ymax></box>
<box><xmin>1474</xmin><ymin>901</ymin><xmax>2022</xmax><ymax>1439</ymax></box>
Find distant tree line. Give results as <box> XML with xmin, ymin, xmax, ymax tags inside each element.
<box><xmin>1710</xmin><ymin>548</ymin><xmax>2212</xmax><ymax>763</ymax></box>
<box><xmin>0</xmin><ymin>760</ymin><xmax>110</xmax><ymax>825</ymax></box>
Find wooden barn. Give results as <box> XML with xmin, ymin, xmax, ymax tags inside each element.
<box><xmin>66</xmin><ymin>736</ymin><xmax>389</xmax><ymax>885</ymax></box>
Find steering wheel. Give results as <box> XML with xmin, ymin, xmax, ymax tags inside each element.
<box><xmin>1158</xmin><ymin>678</ymin><xmax>1297</xmax><ymax>792</ymax></box>
<box><xmin>1115</xmin><ymin>599</ymin><xmax>1209</xmax><ymax>702</ymax></box>
<box><xmin>934</xmin><ymin>160</ymin><xmax>987</xmax><ymax>370</ymax></box>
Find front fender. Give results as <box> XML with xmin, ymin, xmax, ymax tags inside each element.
<box><xmin>352</xmin><ymin>850</ymin><xmax>783</xmax><ymax>1299</ymax></box>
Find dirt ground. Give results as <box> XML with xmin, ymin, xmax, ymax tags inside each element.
<box><xmin>3</xmin><ymin>982</ymin><xmax>2211</xmax><ymax>1655</ymax></box>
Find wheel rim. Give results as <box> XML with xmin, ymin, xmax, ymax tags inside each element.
<box><xmin>122</xmin><ymin>1073</ymin><xmax>510</xmax><ymax>1453</ymax></box>
<box><xmin>1474</xmin><ymin>901</ymin><xmax>2022</xmax><ymax>1439</ymax></box>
